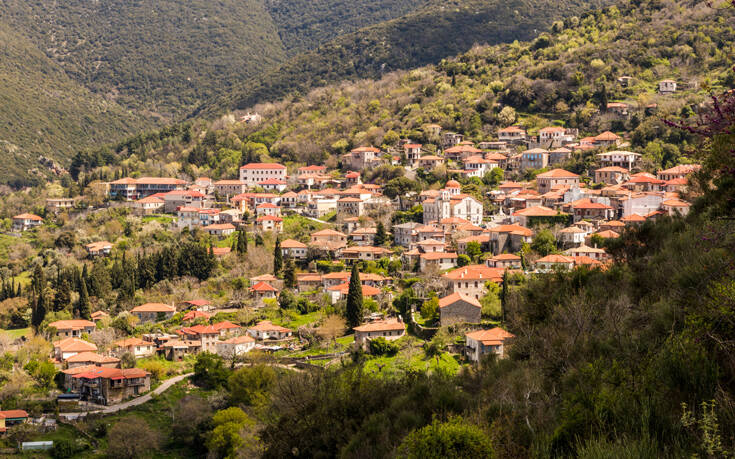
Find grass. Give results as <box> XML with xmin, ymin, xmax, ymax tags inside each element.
<box><xmin>141</xmin><ymin>215</ymin><xmax>174</xmax><ymax>225</ymax></box>
<box><xmin>0</xmin><ymin>327</ymin><xmax>30</xmax><ymax>339</ymax></box>
<box><xmin>363</xmin><ymin>351</ymin><xmax>461</xmax><ymax>378</ymax></box>
<box><xmin>289</xmin><ymin>334</ymin><xmax>354</xmax><ymax>358</ymax></box>
<box><xmin>272</xmin><ymin>310</ymin><xmax>323</xmax><ymax>329</ymax></box>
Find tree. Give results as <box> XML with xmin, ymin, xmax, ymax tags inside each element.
<box><xmin>374</xmin><ymin>222</ymin><xmax>387</xmax><ymax>246</ymax></box>
<box><xmin>480</xmin><ymin>282</ymin><xmax>502</xmax><ymax>318</ymax></box>
<box><xmin>31</xmin><ymin>265</ymin><xmax>47</xmax><ymax>330</ymax></box>
<box><xmin>278</xmin><ymin>289</ymin><xmax>297</xmax><ymax>310</ymax></box>
<box><xmin>228</xmin><ymin>365</ymin><xmax>277</xmax><ymax>406</ymax></box>
<box><xmin>345</xmin><ymin>264</ymin><xmax>364</xmax><ymax>329</ymax></box>
<box><xmin>421</xmin><ymin>295</ymin><xmax>439</xmax><ymax>322</ymax></box>
<box><xmin>77</xmin><ymin>266</ymin><xmax>90</xmax><ymax>319</ymax></box>
<box><xmin>457</xmin><ymin>254</ymin><xmax>471</xmax><ymax>267</ymax></box>
<box><xmin>497</xmin><ymin>106</ymin><xmax>516</xmax><ymax>126</ymax></box>
<box><xmin>193</xmin><ymin>352</ymin><xmax>230</xmax><ymax>389</ymax></box>
<box><xmin>369</xmin><ymin>337</ymin><xmax>399</xmax><ymax>356</ymax></box>
<box><xmin>465</xmin><ymin>241</ymin><xmax>483</xmax><ymax>263</ymax></box>
<box><xmin>483</xmin><ymin>168</ymin><xmax>504</xmax><ymax>187</ymax></box>
<box><xmin>283</xmin><ymin>257</ymin><xmax>296</xmax><ymax>289</ymax></box>
<box><xmin>531</xmin><ymin>230</ymin><xmax>556</xmax><ymax>256</ymax></box>
<box><xmin>396</xmin><ymin>418</ymin><xmax>494</xmax><ymax>459</ymax></box>
<box><xmin>273</xmin><ymin>237</ymin><xmax>283</xmax><ymax>276</ymax></box>
<box><xmin>207</xmin><ymin>407</ymin><xmax>258</xmax><ymax>459</ymax></box>
<box><xmin>107</xmin><ymin>415</ymin><xmax>161</xmax><ymax>459</ymax></box>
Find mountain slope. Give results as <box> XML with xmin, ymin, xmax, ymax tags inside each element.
<box><xmin>198</xmin><ymin>0</ymin><xmax>612</xmax><ymax>115</ymax></box>
<box><xmin>0</xmin><ymin>22</ymin><xmax>150</xmax><ymax>186</ymax></box>
<box><xmin>265</xmin><ymin>0</ymin><xmax>430</xmax><ymax>56</ymax></box>
<box><xmin>1</xmin><ymin>0</ymin><xmax>288</xmax><ymax>118</ymax></box>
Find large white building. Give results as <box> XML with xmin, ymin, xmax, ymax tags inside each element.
<box><xmin>239</xmin><ymin>163</ymin><xmax>287</xmax><ymax>186</ymax></box>
<box><xmin>423</xmin><ymin>188</ymin><xmax>483</xmax><ymax>226</ymax></box>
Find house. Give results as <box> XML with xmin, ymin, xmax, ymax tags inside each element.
<box><xmin>65</xmin><ymin>351</ymin><xmax>120</xmax><ymax>368</ymax></box>
<box><xmin>606</xmin><ymin>102</ymin><xmax>629</xmax><ymax>116</ymax></box>
<box><xmin>256</xmin><ymin>215</ymin><xmax>284</xmax><ymax>232</ymax></box>
<box><xmin>239</xmin><ymin>163</ymin><xmax>287</xmax><ymax>186</ymax></box>
<box><xmin>404</xmin><ymin>144</ymin><xmax>422</xmax><ymax>167</ymax></box>
<box><xmin>535</xmin><ymin>254</ymin><xmax>575</xmax><ymax>272</ymax></box>
<box><xmin>661</xmin><ymin>198</ymin><xmax>691</xmax><ymax>216</ymax></box>
<box><xmin>498</xmin><ymin>126</ymin><xmax>527</xmax><ymax>144</ymax></box>
<box><xmin>259</xmin><ymin>178</ymin><xmax>288</xmax><ymax>193</ymax></box>
<box><xmin>337</xmin><ymin>197</ymin><xmax>364</xmax><ymax>217</ymax></box>
<box><xmin>327</xmin><ymin>282</ymin><xmax>382</xmax><ymax>304</ymax></box>
<box><xmin>132</xmin><ymin>195</ymin><xmax>165</xmax><ymax>215</ymax></box>
<box><xmin>204</xmin><ymin>223</ymin><xmax>236</xmax><ymax>237</ymax></box>
<box><xmin>90</xmin><ymin>311</ymin><xmax>109</xmax><ymax>322</ymax></box>
<box><xmin>521</xmin><ymin>148</ymin><xmax>549</xmax><ymax>171</ymax></box>
<box><xmin>486</xmin><ymin>253</ymin><xmax>522</xmax><ymax>269</ymax></box>
<box><xmin>131</xmin><ymin>303</ymin><xmax>176</xmax><ymax>323</ymax></box>
<box><xmin>53</xmin><ymin>337</ymin><xmax>98</xmax><ymax>361</ymax></box>
<box><xmin>592</xmin><ymin>131</ymin><xmax>622</xmax><ymax>147</ymax></box>
<box><xmin>594</xmin><ymin>166</ymin><xmax>630</xmax><ymax>185</ymax></box>
<box><xmin>255</xmin><ymin>203</ymin><xmax>281</xmax><ymax>217</ymax></box>
<box><xmin>568</xmin><ymin>199</ymin><xmax>615</xmax><ymax>222</ymax></box>
<box><xmin>281</xmin><ymin>239</ymin><xmax>308</xmax><ymax>259</ymax></box>
<box><xmin>443</xmin><ymin>265</ymin><xmax>504</xmax><ymax>300</ymax></box>
<box><xmin>465</xmin><ymin>327</ymin><xmax>515</xmax><ymax>362</ymax></box>
<box><xmin>346</xmin><ymin>146</ymin><xmax>383</xmax><ymax>170</ymax></box>
<box><xmin>512</xmin><ymin>206</ymin><xmax>563</xmax><ymax>227</ymax></box>
<box><xmin>109</xmin><ymin>177</ymin><xmax>187</xmax><ymax>200</ymax></box>
<box><xmin>463</xmin><ymin>155</ymin><xmax>496</xmax><ymax>177</ymax></box>
<box><xmin>182</xmin><ymin>310</ymin><xmax>211</xmax><ymax>322</ymax></box>
<box><xmin>418</xmin><ymin>155</ymin><xmax>445</xmax><ymax>170</ymax></box>
<box><xmin>657</xmin><ymin>164</ymin><xmax>701</xmax><ymax>181</ymax></box>
<box><xmin>487</xmin><ymin>224</ymin><xmax>534</xmax><ymax>255</ymax></box>
<box><xmin>444</xmin><ymin>145</ymin><xmax>483</xmax><ymax>162</ymax></box>
<box><xmin>340</xmin><ymin>246</ymin><xmax>392</xmax><ymax>263</ymax></box>
<box><xmin>177</xmin><ymin>325</ymin><xmax>221</xmax><ymax>353</ymax></box>
<box><xmin>12</xmin><ymin>213</ymin><xmax>42</xmax><ymax>232</ymax></box>
<box><xmin>163</xmin><ymin>190</ymin><xmax>207</xmax><ymax>213</ymax></box>
<box><xmin>659</xmin><ymin>79</ymin><xmax>677</xmax><ymax>94</ymax></box>
<box><xmin>181</xmin><ymin>299</ymin><xmax>212</xmax><ymax>311</ymax></box>
<box><xmin>617</xmin><ymin>76</ymin><xmax>633</xmax><ymax>87</ymax></box>
<box><xmin>85</xmin><ymin>241</ymin><xmax>113</xmax><ymax>257</ymax></box>
<box><xmin>46</xmin><ymin>198</ymin><xmax>75</xmax><ymax>213</ymax></box>
<box><xmin>247</xmin><ymin>321</ymin><xmax>292</xmax><ymax>340</ymax></box>
<box><xmin>423</xmin><ymin>191</ymin><xmax>483</xmax><ymax>226</ymax></box>
<box><xmin>419</xmin><ymin>252</ymin><xmax>458</xmax><ymax>271</ymax></box>
<box><xmin>596</xmin><ymin>151</ymin><xmax>641</xmax><ymax>170</ymax></box>
<box><xmin>423</xmin><ymin>124</ymin><xmax>442</xmax><ymax>137</ymax></box>
<box><xmin>306</xmin><ymin>197</ymin><xmax>338</xmax><ymax>218</ymax></box>
<box><xmin>559</xmin><ymin>226</ymin><xmax>588</xmax><ymax>246</ymax></box>
<box><xmin>163</xmin><ymin>339</ymin><xmax>202</xmax><ymax>361</ymax></box>
<box><xmin>536</xmin><ymin>169</ymin><xmax>580</xmax><ymax>194</ymax></box>
<box><xmin>349</xmin><ymin>227</ymin><xmax>377</xmax><ymax>246</ymax></box>
<box><xmin>214</xmin><ymin>180</ymin><xmax>247</xmax><ymax>198</ymax></box>
<box><xmin>354</xmin><ymin>318</ymin><xmax>406</xmax><ymax>347</ymax></box>
<box><xmin>441</xmin><ymin>132</ymin><xmax>464</xmax><ymax>148</ymax></box>
<box><xmin>73</xmin><ymin>367</ymin><xmax>151</xmax><ymax>405</ymax></box>
<box><xmin>0</xmin><ymin>410</ymin><xmax>29</xmax><ymax>431</ymax></box>
<box><xmin>250</xmin><ymin>281</ymin><xmax>278</xmax><ymax>303</ymax></box>
<box><xmin>47</xmin><ymin>320</ymin><xmax>96</xmax><ymax>339</ymax></box>
<box><xmin>216</xmin><ymin>335</ymin><xmax>256</xmax><ymax>358</ymax></box>
<box><xmin>565</xmin><ymin>244</ymin><xmax>607</xmax><ymax>261</ymax></box>
<box><xmin>438</xmin><ymin>292</ymin><xmax>482</xmax><ymax>326</ymax></box>
<box><xmin>310</xmin><ymin>229</ymin><xmax>348</xmax><ymax>251</ymax></box>
<box><xmin>549</xmin><ymin>147</ymin><xmax>572</xmax><ymax>165</ymax></box>
<box><xmin>113</xmin><ymin>337</ymin><xmax>156</xmax><ymax>359</ymax></box>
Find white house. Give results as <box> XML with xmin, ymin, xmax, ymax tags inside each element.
<box><xmin>239</xmin><ymin>163</ymin><xmax>287</xmax><ymax>186</ymax></box>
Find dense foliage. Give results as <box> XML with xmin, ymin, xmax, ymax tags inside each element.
<box><xmin>200</xmin><ymin>0</ymin><xmax>612</xmax><ymax>115</ymax></box>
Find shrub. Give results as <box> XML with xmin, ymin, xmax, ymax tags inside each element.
<box><xmin>368</xmin><ymin>337</ymin><xmax>399</xmax><ymax>356</ymax></box>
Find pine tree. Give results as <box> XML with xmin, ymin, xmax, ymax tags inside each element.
<box><xmin>283</xmin><ymin>258</ymin><xmax>296</xmax><ymax>290</ymax></box>
<box><xmin>78</xmin><ymin>266</ymin><xmax>91</xmax><ymax>319</ymax></box>
<box><xmin>374</xmin><ymin>222</ymin><xmax>387</xmax><ymax>246</ymax></box>
<box><xmin>345</xmin><ymin>264</ymin><xmax>364</xmax><ymax>329</ymax></box>
<box><xmin>273</xmin><ymin>237</ymin><xmax>283</xmax><ymax>276</ymax></box>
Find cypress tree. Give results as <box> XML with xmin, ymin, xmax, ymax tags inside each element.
<box><xmin>32</xmin><ymin>288</ymin><xmax>48</xmax><ymax>330</ymax></box>
<box><xmin>238</xmin><ymin>229</ymin><xmax>248</xmax><ymax>254</ymax></box>
<box><xmin>255</xmin><ymin>233</ymin><xmax>264</xmax><ymax>247</ymax></box>
<box><xmin>283</xmin><ymin>258</ymin><xmax>296</xmax><ymax>290</ymax></box>
<box><xmin>374</xmin><ymin>222</ymin><xmax>387</xmax><ymax>246</ymax></box>
<box><xmin>273</xmin><ymin>237</ymin><xmax>283</xmax><ymax>276</ymax></box>
<box><xmin>78</xmin><ymin>265</ymin><xmax>91</xmax><ymax>319</ymax></box>
<box><xmin>53</xmin><ymin>275</ymin><xmax>71</xmax><ymax>312</ymax></box>
<box><xmin>501</xmin><ymin>269</ymin><xmax>508</xmax><ymax>323</ymax></box>
<box><xmin>345</xmin><ymin>264</ymin><xmax>364</xmax><ymax>329</ymax></box>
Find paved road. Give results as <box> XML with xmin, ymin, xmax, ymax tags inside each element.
<box><xmin>63</xmin><ymin>372</ymin><xmax>193</xmax><ymax>417</ymax></box>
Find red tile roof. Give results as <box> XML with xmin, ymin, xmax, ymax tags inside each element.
<box><xmin>438</xmin><ymin>292</ymin><xmax>481</xmax><ymax>308</ymax></box>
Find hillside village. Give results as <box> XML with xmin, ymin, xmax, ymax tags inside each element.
<box><xmin>0</xmin><ymin>0</ymin><xmax>733</xmax><ymax>455</ymax></box>
<box><xmin>0</xmin><ymin>103</ymin><xmax>701</xmax><ymax>422</ymax></box>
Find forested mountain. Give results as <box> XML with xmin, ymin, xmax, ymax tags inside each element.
<box><xmin>0</xmin><ymin>0</ymin><xmax>602</xmax><ymax>185</ymax></box>
<box><xmin>0</xmin><ymin>21</ymin><xmax>150</xmax><ymax>187</ymax></box>
<box><xmin>265</xmin><ymin>0</ymin><xmax>430</xmax><ymax>56</ymax></box>
<box><xmin>197</xmin><ymin>0</ymin><xmax>613</xmax><ymax>116</ymax></box>
<box><xmin>93</xmin><ymin>0</ymin><xmax>732</xmax><ymax>184</ymax></box>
